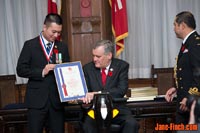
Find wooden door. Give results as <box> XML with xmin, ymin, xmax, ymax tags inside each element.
<box><xmin>61</xmin><ymin>0</ymin><xmax>112</xmax><ymax>65</ymax></box>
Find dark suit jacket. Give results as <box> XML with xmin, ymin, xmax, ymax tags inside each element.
<box><xmin>16</xmin><ymin>36</ymin><xmax>70</xmax><ymax>109</ymax></box>
<box><xmin>176</xmin><ymin>31</ymin><xmax>200</xmax><ymax>104</ymax></box>
<box><xmin>83</xmin><ymin>58</ymin><xmax>131</xmax><ymax>114</ymax></box>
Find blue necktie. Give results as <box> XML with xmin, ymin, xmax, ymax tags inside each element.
<box><xmin>47</xmin><ymin>43</ymin><xmax>53</xmax><ymax>63</ymax></box>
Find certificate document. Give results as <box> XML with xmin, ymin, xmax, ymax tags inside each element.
<box><xmin>54</xmin><ymin>61</ymin><xmax>88</xmax><ymax>102</ymax></box>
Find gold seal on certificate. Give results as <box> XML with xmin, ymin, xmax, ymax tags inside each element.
<box><xmin>54</xmin><ymin>61</ymin><xmax>88</xmax><ymax>102</ymax></box>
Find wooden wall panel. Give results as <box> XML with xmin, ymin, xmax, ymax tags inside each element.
<box><xmin>61</xmin><ymin>0</ymin><xmax>112</xmax><ymax>66</ymax></box>
<box><xmin>72</xmin><ymin>0</ymin><xmax>80</xmax><ymax>17</ymax></box>
<box><xmin>91</xmin><ymin>0</ymin><xmax>101</xmax><ymax>16</ymax></box>
<box><xmin>0</xmin><ymin>75</ymin><xmax>16</xmax><ymax>108</ymax></box>
<box><xmin>15</xmin><ymin>84</ymin><xmax>26</xmax><ymax>103</ymax></box>
<box><xmin>151</xmin><ymin>65</ymin><xmax>174</xmax><ymax>95</ymax></box>
<box><xmin>72</xmin><ymin>33</ymin><xmax>101</xmax><ymax>65</ymax></box>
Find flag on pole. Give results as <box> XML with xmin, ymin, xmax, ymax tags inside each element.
<box><xmin>109</xmin><ymin>0</ymin><xmax>128</xmax><ymax>57</ymax></box>
<box><xmin>48</xmin><ymin>0</ymin><xmax>61</xmax><ymax>14</ymax></box>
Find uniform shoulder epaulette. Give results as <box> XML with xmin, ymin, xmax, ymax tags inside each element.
<box><xmin>188</xmin><ymin>87</ymin><xmax>200</xmax><ymax>96</ymax></box>
<box><xmin>195</xmin><ymin>34</ymin><xmax>200</xmax><ymax>46</ymax></box>
<box><xmin>196</xmin><ymin>36</ymin><xmax>200</xmax><ymax>40</ymax></box>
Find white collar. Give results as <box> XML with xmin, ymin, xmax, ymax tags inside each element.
<box><xmin>40</xmin><ymin>33</ymin><xmax>54</xmax><ymax>46</ymax></box>
<box><xmin>183</xmin><ymin>30</ymin><xmax>195</xmax><ymax>44</ymax></box>
<box><xmin>101</xmin><ymin>62</ymin><xmax>112</xmax><ymax>74</ymax></box>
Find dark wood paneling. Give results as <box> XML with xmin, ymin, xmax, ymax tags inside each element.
<box><xmin>151</xmin><ymin>65</ymin><xmax>174</xmax><ymax>95</ymax></box>
<box><xmin>0</xmin><ymin>75</ymin><xmax>16</xmax><ymax>108</ymax></box>
<box><xmin>61</xmin><ymin>0</ymin><xmax>112</xmax><ymax>66</ymax></box>
<box><xmin>91</xmin><ymin>0</ymin><xmax>101</xmax><ymax>16</ymax></box>
<box><xmin>15</xmin><ymin>84</ymin><xmax>26</xmax><ymax>103</ymax></box>
<box><xmin>128</xmin><ymin>78</ymin><xmax>153</xmax><ymax>88</ymax></box>
<box><xmin>72</xmin><ymin>0</ymin><xmax>80</xmax><ymax>17</ymax></box>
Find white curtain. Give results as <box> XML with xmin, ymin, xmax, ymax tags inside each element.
<box><xmin>124</xmin><ymin>0</ymin><xmax>200</xmax><ymax>78</ymax></box>
<box><xmin>0</xmin><ymin>0</ymin><xmax>47</xmax><ymax>83</ymax></box>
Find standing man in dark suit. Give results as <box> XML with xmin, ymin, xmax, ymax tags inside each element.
<box><xmin>16</xmin><ymin>13</ymin><xmax>70</xmax><ymax>133</ymax></box>
<box><xmin>81</xmin><ymin>40</ymin><xmax>139</xmax><ymax>133</ymax></box>
<box><xmin>165</xmin><ymin>11</ymin><xmax>200</xmax><ymax>124</ymax></box>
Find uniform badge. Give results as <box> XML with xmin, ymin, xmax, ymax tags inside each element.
<box><xmin>189</xmin><ymin>87</ymin><xmax>200</xmax><ymax>96</ymax></box>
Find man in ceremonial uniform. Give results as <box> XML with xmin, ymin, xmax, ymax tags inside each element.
<box><xmin>165</xmin><ymin>11</ymin><xmax>200</xmax><ymax>124</ymax></box>
<box><xmin>16</xmin><ymin>13</ymin><xmax>70</xmax><ymax>133</ymax></box>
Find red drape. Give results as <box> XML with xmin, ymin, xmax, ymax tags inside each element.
<box><xmin>109</xmin><ymin>0</ymin><xmax>128</xmax><ymax>57</ymax></box>
<box><xmin>48</xmin><ymin>0</ymin><xmax>58</xmax><ymax>13</ymax></box>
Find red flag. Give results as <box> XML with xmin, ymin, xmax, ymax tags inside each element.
<box><xmin>109</xmin><ymin>0</ymin><xmax>128</xmax><ymax>57</ymax></box>
<box><xmin>48</xmin><ymin>0</ymin><xmax>58</xmax><ymax>13</ymax></box>
<box><xmin>48</xmin><ymin>0</ymin><xmax>61</xmax><ymax>14</ymax></box>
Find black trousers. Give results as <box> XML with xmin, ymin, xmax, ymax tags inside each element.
<box><xmin>27</xmin><ymin>101</ymin><xmax>64</xmax><ymax>133</ymax></box>
<box><xmin>175</xmin><ymin>110</ymin><xmax>190</xmax><ymax>125</ymax></box>
<box><xmin>83</xmin><ymin>114</ymin><xmax>139</xmax><ymax>133</ymax></box>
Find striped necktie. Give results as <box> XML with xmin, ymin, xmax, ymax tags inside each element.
<box><xmin>47</xmin><ymin>43</ymin><xmax>53</xmax><ymax>63</ymax></box>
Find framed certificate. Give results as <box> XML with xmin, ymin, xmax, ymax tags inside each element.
<box><xmin>54</xmin><ymin>61</ymin><xmax>88</xmax><ymax>102</ymax></box>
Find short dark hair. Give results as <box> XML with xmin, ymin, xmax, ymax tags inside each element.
<box><xmin>175</xmin><ymin>11</ymin><xmax>196</xmax><ymax>29</ymax></box>
<box><xmin>94</xmin><ymin>40</ymin><xmax>115</xmax><ymax>56</ymax></box>
<box><xmin>44</xmin><ymin>13</ymin><xmax>62</xmax><ymax>26</ymax></box>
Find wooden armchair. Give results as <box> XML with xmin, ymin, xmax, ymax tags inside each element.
<box><xmin>151</xmin><ymin>65</ymin><xmax>175</xmax><ymax>95</ymax></box>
